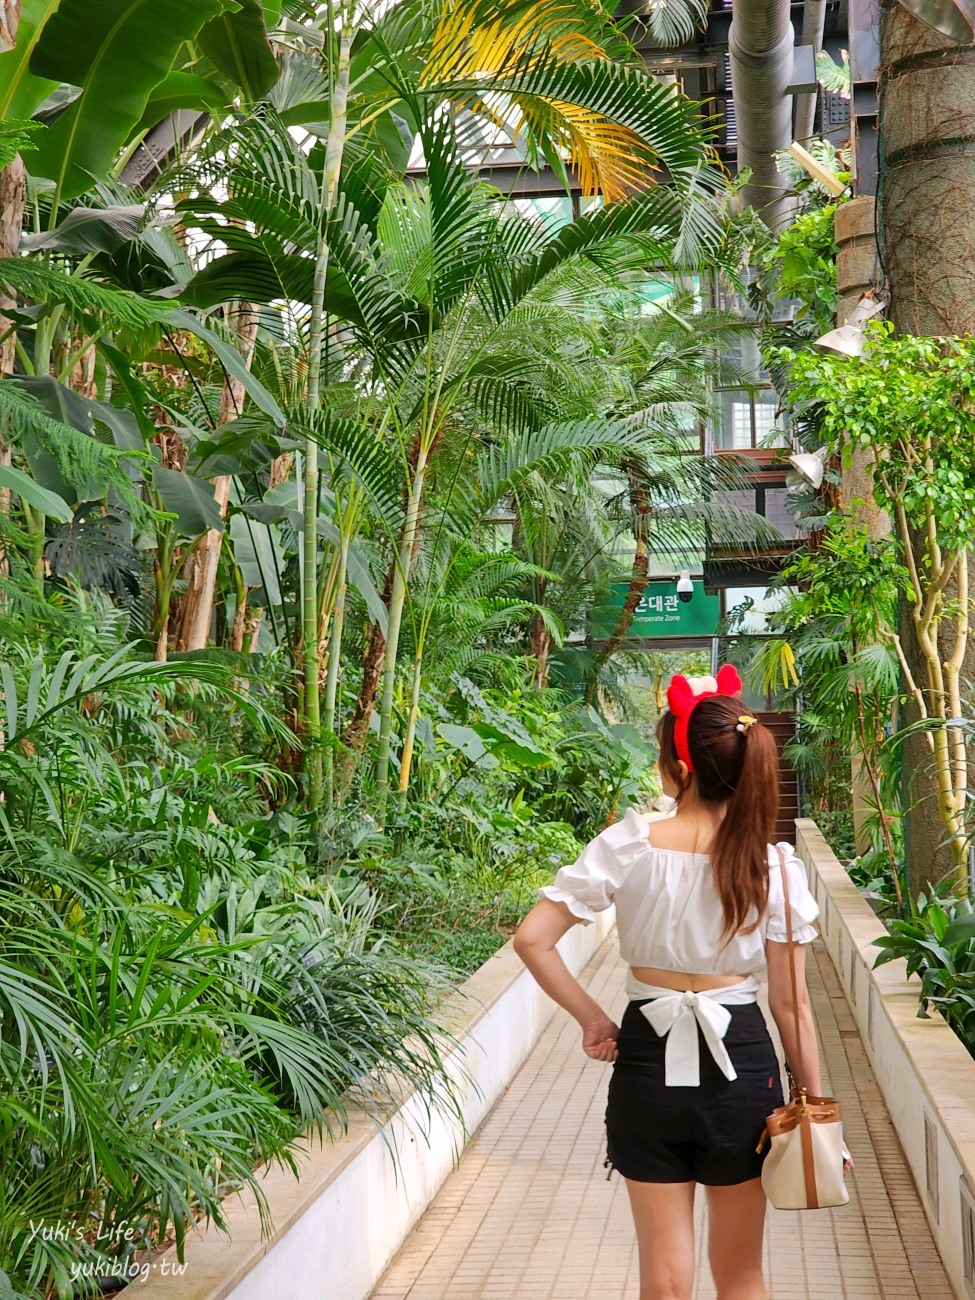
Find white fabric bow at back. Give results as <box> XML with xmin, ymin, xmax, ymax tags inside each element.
<box><xmin>628</xmin><ymin>977</ymin><xmax>762</xmax><ymax>1087</ymax></box>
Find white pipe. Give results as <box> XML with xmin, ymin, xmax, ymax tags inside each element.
<box><xmin>729</xmin><ymin>0</ymin><xmax>799</xmax><ymax>231</ymax></box>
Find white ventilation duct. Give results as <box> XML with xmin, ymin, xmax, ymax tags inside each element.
<box><xmin>728</xmin><ymin>0</ymin><xmax>800</xmax><ymax>231</ymax></box>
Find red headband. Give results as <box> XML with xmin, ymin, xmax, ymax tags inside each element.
<box><xmin>665</xmin><ymin>664</ymin><xmax>743</xmax><ymax>773</ymax></box>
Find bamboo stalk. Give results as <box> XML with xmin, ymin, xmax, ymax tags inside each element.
<box><xmin>301</xmin><ymin>13</ymin><xmax>352</xmax><ymax>808</ymax></box>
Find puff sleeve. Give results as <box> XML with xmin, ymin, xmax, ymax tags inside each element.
<box><xmin>537</xmin><ymin>806</ymin><xmax>649</xmax><ymax>925</ymax></box>
<box><xmin>765</xmin><ymin>843</ymin><xmax>820</xmax><ymax>944</ymax></box>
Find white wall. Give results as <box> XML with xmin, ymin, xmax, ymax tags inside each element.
<box><xmin>797</xmin><ymin>818</ymin><xmax>975</xmax><ymax>1300</ymax></box>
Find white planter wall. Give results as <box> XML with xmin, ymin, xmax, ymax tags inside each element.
<box><xmin>797</xmin><ymin>818</ymin><xmax>975</xmax><ymax>1300</ymax></box>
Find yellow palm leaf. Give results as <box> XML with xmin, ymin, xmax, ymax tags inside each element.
<box><xmin>422</xmin><ymin>0</ymin><xmax>707</xmax><ymax>205</ymax></box>
<box><xmin>425</xmin><ymin>0</ymin><xmax>605</xmax><ymax>83</ymax></box>
<box><xmin>512</xmin><ymin>97</ymin><xmax>659</xmax><ymax>201</ymax></box>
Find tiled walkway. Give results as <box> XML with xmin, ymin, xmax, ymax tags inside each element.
<box><xmin>371</xmin><ymin>932</ymin><xmax>954</xmax><ymax>1299</ymax></box>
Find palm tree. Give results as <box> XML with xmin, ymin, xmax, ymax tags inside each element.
<box><xmin>163</xmin><ymin>0</ymin><xmax>723</xmax><ymax>804</ymax></box>
<box><xmin>876</xmin><ymin>2</ymin><xmax>975</xmax><ymax>891</ymax></box>
<box><xmin>171</xmin><ymin>84</ymin><xmax>727</xmax><ymax>811</ymax></box>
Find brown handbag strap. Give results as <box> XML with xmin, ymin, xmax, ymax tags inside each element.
<box><xmin>776</xmin><ymin>844</ymin><xmax>805</xmax><ymax>1092</ymax></box>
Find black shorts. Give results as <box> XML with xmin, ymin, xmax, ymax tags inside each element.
<box><xmin>604</xmin><ymin>998</ymin><xmax>784</xmax><ymax>1186</ymax></box>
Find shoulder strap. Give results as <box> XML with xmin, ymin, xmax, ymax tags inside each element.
<box><xmin>776</xmin><ymin>844</ymin><xmax>805</xmax><ymax>1092</ymax></box>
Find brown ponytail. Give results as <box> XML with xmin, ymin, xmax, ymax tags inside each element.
<box><xmin>657</xmin><ymin>695</ymin><xmax>780</xmax><ymax>939</ymax></box>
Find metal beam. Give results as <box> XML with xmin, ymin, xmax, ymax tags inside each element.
<box><xmin>795</xmin><ymin>0</ymin><xmax>828</xmax><ymax>143</ymax></box>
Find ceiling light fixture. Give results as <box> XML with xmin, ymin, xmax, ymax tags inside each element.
<box><xmin>814</xmin><ymin>293</ymin><xmax>886</xmax><ymax>356</ymax></box>
<box><xmin>787</xmin><ymin>447</ymin><xmax>828</xmax><ymax>489</ymax></box>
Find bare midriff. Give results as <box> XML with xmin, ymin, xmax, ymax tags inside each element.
<box><xmin>629</xmin><ymin>966</ymin><xmax>749</xmax><ymax>992</ymax></box>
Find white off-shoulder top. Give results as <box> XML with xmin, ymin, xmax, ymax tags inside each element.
<box><xmin>537</xmin><ymin>806</ymin><xmax>819</xmax><ymax>976</ymax></box>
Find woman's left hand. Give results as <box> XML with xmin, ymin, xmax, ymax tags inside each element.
<box><xmin>581</xmin><ymin>1012</ymin><xmax>619</xmax><ymax>1062</ymax></box>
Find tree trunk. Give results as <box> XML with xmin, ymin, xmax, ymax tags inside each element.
<box><xmin>230</xmin><ymin>594</ymin><xmax>248</xmax><ymax>652</ymax></box>
<box><xmin>342</xmin><ymin>559</ymin><xmax>394</xmax><ymax>755</ymax></box>
<box><xmin>300</xmin><ymin>21</ymin><xmax>352</xmax><ymax>808</ymax></box>
<box><xmin>585</xmin><ymin>459</ymin><xmax>651</xmax><ymax>705</ymax></box>
<box><xmin>878</xmin><ymin>0</ymin><xmax>975</xmax><ymax>895</ymax></box>
<box><xmin>586</xmin><ymin>542</ymin><xmax>648</xmax><ymax>705</ymax></box>
<box><xmin>342</xmin><ymin>429</ymin><xmax>426</xmax><ymax>769</ymax></box>
<box><xmin>177</xmin><ymin>303</ymin><xmax>258</xmax><ymax>651</ymax></box>
<box><xmin>879</xmin><ymin>1</ymin><xmax>975</xmax><ymax>334</ymax></box>
<box><xmin>897</xmin><ymin>526</ymin><xmax>971</xmax><ymax>895</ymax></box>
<box><xmin>834</xmin><ymin>198</ymin><xmax>892</xmax><ymax>853</ymax></box>
<box><xmin>834</xmin><ymin>198</ymin><xmax>889</xmax><ymax>544</ymax></box>
<box><xmin>529</xmin><ymin>608</ymin><xmax>551</xmax><ymax>689</ymax></box>
<box><xmin>375</xmin><ymin>445</ymin><xmax>429</xmax><ymax>804</ymax></box>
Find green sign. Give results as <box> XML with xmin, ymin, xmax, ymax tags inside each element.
<box><xmin>592</xmin><ymin>580</ymin><xmax>720</xmax><ymax>640</ymax></box>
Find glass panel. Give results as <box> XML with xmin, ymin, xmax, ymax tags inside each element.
<box><xmin>512</xmin><ymin>195</ymin><xmax>574</xmax><ymax>233</ymax></box>
<box><xmin>715</xmin><ymin>391</ymin><xmax>754</xmax><ymax>450</ymax></box>
<box><xmin>763</xmin><ymin>487</ymin><xmax>799</xmax><ymax>539</ymax></box>
<box><xmin>708</xmin><ymin>488</ymin><xmax>756</xmax><ymax>545</ymax></box>
<box><xmin>635</xmin><ymin>275</ymin><xmax>677</xmax><ymax>313</ymax></box>
<box><xmin>738</xmin><ymin>328</ymin><xmax>764</xmax><ymax>376</ymax></box>
<box><xmin>754</xmin><ymin>390</ymin><xmax>788</xmax><ymax>446</ymax></box>
<box><xmin>722</xmin><ymin>585</ymin><xmax>791</xmax><ymax>633</ymax></box>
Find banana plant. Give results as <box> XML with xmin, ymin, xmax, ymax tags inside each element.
<box><xmin>2</xmin><ymin>0</ymin><xmax>279</xmax><ymax>211</ymax></box>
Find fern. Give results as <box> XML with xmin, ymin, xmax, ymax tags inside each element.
<box><xmin>0</xmin><ymin>259</ymin><xmax>172</xmax><ymax>333</ymax></box>
<box><xmin>0</xmin><ymin>120</ymin><xmax>42</xmax><ymax>171</ymax></box>
<box><xmin>0</xmin><ymin>381</ymin><xmax>152</xmax><ymax>522</ymax></box>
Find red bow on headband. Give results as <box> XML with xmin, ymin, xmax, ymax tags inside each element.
<box><xmin>666</xmin><ymin>664</ymin><xmax>743</xmax><ymax>773</ymax></box>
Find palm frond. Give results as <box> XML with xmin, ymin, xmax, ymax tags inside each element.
<box><xmin>288</xmin><ymin>407</ymin><xmax>405</xmax><ymax>534</ymax></box>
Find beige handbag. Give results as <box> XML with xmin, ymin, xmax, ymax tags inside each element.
<box><xmin>757</xmin><ymin>848</ymin><xmax>850</xmax><ymax>1211</ymax></box>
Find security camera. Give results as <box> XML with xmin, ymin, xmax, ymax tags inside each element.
<box><xmin>676</xmin><ymin>571</ymin><xmax>694</xmax><ymax>604</ymax></box>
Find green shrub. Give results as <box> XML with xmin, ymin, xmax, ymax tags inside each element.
<box><xmin>873</xmin><ymin>887</ymin><xmax>975</xmax><ymax>1055</ymax></box>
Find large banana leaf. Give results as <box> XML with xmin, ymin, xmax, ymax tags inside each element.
<box><xmin>132</xmin><ymin>71</ymin><xmax>232</xmax><ymax>135</ymax></box>
<box><xmin>12</xmin><ymin>374</ymin><xmax>97</xmax><ymax>504</ymax></box>
<box><xmin>0</xmin><ymin>463</ymin><xmax>71</xmax><ymax>522</ymax></box>
<box><xmin>0</xmin><ymin>0</ymin><xmax>58</xmax><ymax>120</ymax></box>
<box><xmin>229</xmin><ymin>512</ymin><xmax>282</xmax><ymax>605</ymax></box>
<box><xmin>20</xmin><ymin>204</ymin><xmax>146</xmax><ymax>256</ymax></box>
<box><xmin>14</xmin><ymin>374</ymin><xmax>96</xmax><ymax>434</ymax></box>
<box><xmin>0</xmin><ymin>377</ymin><xmax>148</xmax><ymax>517</ymax></box>
<box><xmin>28</xmin><ymin>0</ymin><xmax>231</xmax><ymax>202</ymax></box>
<box><xmin>153</xmin><ymin>467</ymin><xmax>223</xmax><ymax>538</ymax></box>
<box><xmin>197</xmin><ymin>0</ymin><xmax>279</xmax><ymax>102</ymax></box>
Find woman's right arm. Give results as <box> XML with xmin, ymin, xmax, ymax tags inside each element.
<box><xmin>765</xmin><ymin>938</ymin><xmax>823</xmax><ymax>1097</ymax></box>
